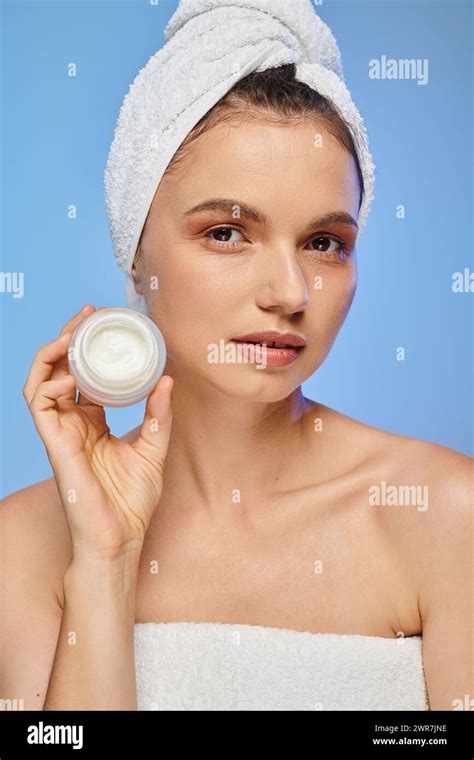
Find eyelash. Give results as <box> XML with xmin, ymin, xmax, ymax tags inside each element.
<box><xmin>204</xmin><ymin>226</ymin><xmax>350</xmax><ymax>261</ymax></box>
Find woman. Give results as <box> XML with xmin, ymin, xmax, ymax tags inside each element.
<box><xmin>1</xmin><ymin>0</ymin><xmax>471</xmax><ymax>711</ymax></box>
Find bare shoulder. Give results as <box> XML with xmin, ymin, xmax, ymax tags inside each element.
<box><xmin>308</xmin><ymin>399</ymin><xmax>472</xmax><ymax>509</ymax></box>
<box><xmin>1</xmin><ymin>477</ymin><xmax>72</xmax><ymax>604</ymax></box>
<box><xmin>377</xmin><ymin>431</ymin><xmax>473</xmax><ymax>616</ymax></box>
<box><xmin>309</xmin><ymin>400</ymin><xmax>472</xmax><ymax>596</ymax></box>
<box><xmin>372</xmin><ymin>429</ymin><xmax>472</xmax><ymax>569</ymax></box>
<box><xmin>355</xmin><ymin>420</ymin><xmax>473</xmax><ymax>708</ymax></box>
<box><xmin>361</xmin><ymin>419</ymin><xmax>472</xmax><ymax>523</ymax></box>
<box><xmin>303</xmin><ymin>402</ymin><xmax>472</xmax><ymax>705</ymax></box>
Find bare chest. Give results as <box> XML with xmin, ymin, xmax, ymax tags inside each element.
<box><xmin>135</xmin><ymin>492</ymin><xmax>421</xmax><ymax>638</ymax></box>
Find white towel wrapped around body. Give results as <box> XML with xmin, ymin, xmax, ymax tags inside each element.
<box><xmin>104</xmin><ymin>0</ymin><xmax>375</xmax><ymax>314</ymax></box>
<box><xmin>134</xmin><ymin>622</ymin><xmax>429</xmax><ymax>711</ymax></box>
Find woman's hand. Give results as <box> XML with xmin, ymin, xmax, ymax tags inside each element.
<box><xmin>23</xmin><ymin>304</ymin><xmax>174</xmax><ymax>566</ymax></box>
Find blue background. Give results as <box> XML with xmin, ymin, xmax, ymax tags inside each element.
<box><xmin>1</xmin><ymin>0</ymin><xmax>472</xmax><ymax>497</ymax></box>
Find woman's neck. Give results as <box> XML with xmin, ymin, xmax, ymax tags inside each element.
<box><xmin>158</xmin><ymin>377</ymin><xmax>314</xmax><ymax>519</ymax></box>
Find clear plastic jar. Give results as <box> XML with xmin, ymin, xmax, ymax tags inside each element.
<box><xmin>68</xmin><ymin>307</ymin><xmax>167</xmax><ymax>407</ymax></box>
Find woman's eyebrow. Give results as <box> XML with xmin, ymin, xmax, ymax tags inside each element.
<box><xmin>304</xmin><ymin>212</ymin><xmax>358</xmax><ymax>231</ymax></box>
<box><xmin>183</xmin><ymin>198</ymin><xmax>358</xmax><ymax>231</ymax></box>
<box><xmin>183</xmin><ymin>198</ymin><xmax>265</xmax><ymax>223</ymax></box>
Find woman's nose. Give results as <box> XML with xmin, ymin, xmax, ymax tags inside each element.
<box><xmin>255</xmin><ymin>248</ymin><xmax>309</xmax><ymax>314</ymax></box>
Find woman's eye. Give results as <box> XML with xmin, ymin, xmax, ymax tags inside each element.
<box><xmin>206</xmin><ymin>227</ymin><xmax>244</xmax><ymax>245</ymax></box>
<box><xmin>308</xmin><ymin>236</ymin><xmax>347</xmax><ymax>261</ymax></box>
<box><xmin>204</xmin><ymin>228</ymin><xmax>348</xmax><ymax>259</ymax></box>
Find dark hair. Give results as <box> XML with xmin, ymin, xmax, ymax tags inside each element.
<box><xmin>166</xmin><ymin>63</ymin><xmax>364</xmax><ymax>205</ymax></box>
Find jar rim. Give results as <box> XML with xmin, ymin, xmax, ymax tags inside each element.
<box><xmin>68</xmin><ymin>307</ymin><xmax>167</xmax><ymax>407</ymax></box>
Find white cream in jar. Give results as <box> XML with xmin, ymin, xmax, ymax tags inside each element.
<box><xmin>68</xmin><ymin>307</ymin><xmax>167</xmax><ymax>407</ymax></box>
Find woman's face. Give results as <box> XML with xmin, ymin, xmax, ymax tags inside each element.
<box><xmin>132</xmin><ymin>117</ymin><xmax>360</xmax><ymax>401</ymax></box>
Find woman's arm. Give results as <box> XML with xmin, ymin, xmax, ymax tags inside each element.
<box><xmin>8</xmin><ymin>305</ymin><xmax>174</xmax><ymax>710</ymax></box>
<box><xmin>418</xmin><ymin>454</ymin><xmax>473</xmax><ymax>710</ymax></box>
<box><xmin>0</xmin><ymin>481</ymin><xmax>70</xmax><ymax>710</ymax></box>
<box><xmin>44</xmin><ymin>555</ymin><xmax>140</xmax><ymax>710</ymax></box>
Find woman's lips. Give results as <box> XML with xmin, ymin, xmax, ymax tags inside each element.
<box><xmin>230</xmin><ymin>340</ymin><xmax>304</xmax><ymax>366</ymax></box>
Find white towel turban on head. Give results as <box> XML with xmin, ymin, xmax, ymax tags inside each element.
<box><xmin>104</xmin><ymin>0</ymin><xmax>375</xmax><ymax>315</ymax></box>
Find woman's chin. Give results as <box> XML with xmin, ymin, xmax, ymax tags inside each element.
<box><xmin>204</xmin><ymin>366</ymin><xmax>310</xmax><ymax>403</ymax></box>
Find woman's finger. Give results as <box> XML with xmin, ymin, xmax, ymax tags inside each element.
<box><xmin>23</xmin><ymin>332</ymin><xmax>72</xmax><ymax>405</ymax></box>
<box><xmin>51</xmin><ymin>304</ymin><xmax>96</xmax><ymax>382</ymax></box>
<box><xmin>59</xmin><ymin>304</ymin><xmax>96</xmax><ymax>337</ymax></box>
<box><xmin>29</xmin><ymin>375</ymin><xmax>77</xmax><ymax>440</ymax></box>
<box><xmin>77</xmin><ymin>390</ymin><xmax>103</xmax><ymax>410</ymax></box>
<box><xmin>131</xmin><ymin>375</ymin><xmax>174</xmax><ymax>470</ymax></box>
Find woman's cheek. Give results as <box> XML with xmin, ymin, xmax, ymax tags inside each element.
<box><xmin>142</xmin><ymin>256</ymin><xmax>195</xmax><ymax>313</ymax></box>
<box><xmin>145</xmin><ymin>261</ymin><xmax>222</xmax><ymax>358</ymax></box>
<box><xmin>308</xmin><ymin>264</ymin><xmax>357</xmax><ymax>337</ymax></box>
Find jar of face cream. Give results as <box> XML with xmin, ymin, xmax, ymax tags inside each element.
<box><xmin>68</xmin><ymin>307</ymin><xmax>167</xmax><ymax>407</ymax></box>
